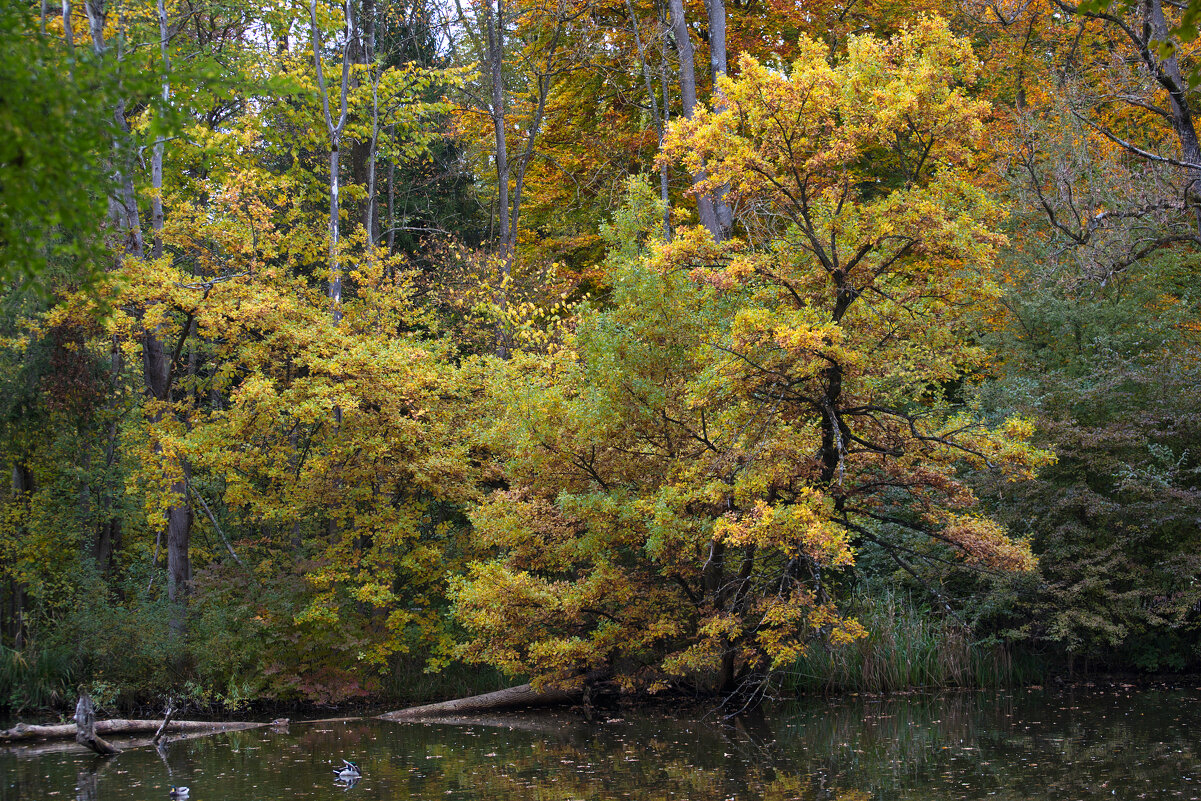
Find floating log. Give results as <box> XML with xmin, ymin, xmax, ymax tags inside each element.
<box><xmin>0</xmin><ymin>718</ymin><xmax>267</xmax><ymax>742</ymax></box>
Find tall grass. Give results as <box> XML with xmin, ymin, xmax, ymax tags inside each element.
<box><xmin>0</xmin><ymin>645</ymin><xmax>76</xmax><ymax>712</ymax></box>
<box><xmin>382</xmin><ymin>654</ymin><xmax>515</xmax><ymax>706</ymax></box>
<box><xmin>784</xmin><ymin>590</ymin><xmax>1042</xmax><ymax>694</ymax></box>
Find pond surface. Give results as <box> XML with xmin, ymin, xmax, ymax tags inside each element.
<box><xmin>3</xmin><ymin>686</ymin><xmax>1201</xmax><ymax>801</ymax></box>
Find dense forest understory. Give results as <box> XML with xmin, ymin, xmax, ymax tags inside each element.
<box><xmin>0</xmin><ymin>0</ymin><xmax>1199</xmax><ymax>716</ymax></box>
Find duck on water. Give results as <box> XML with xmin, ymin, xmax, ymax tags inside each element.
<box><xmin>334</xmin><ymin>759</ymin><xmax>361</xmax><ymax>781</ymax></box>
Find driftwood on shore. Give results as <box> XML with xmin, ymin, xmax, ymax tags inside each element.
<box><xmin>0</xmin><ymin>717</ymin><xmax>267</xmax><ymax>742</ymax></box>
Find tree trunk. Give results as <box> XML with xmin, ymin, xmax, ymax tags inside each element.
<box><xmin>624</xmin><ymin>0</ymin><xmax>671</xmax><ymax>240</ymax></box>
<box><xmin>10</xmin><ymin>461</ymin><xmax>31</xmax><ymax>649</ymax></box>
<box><xmin>350</xmin><ymin>0</ymin><xmax>377</xmax><ymax>236</ymax></box>
<box><xmin>61</xmin><ymin>0</ymin><xmax>73</xmax><ymax>57</ymax></box>
<box><xmin>2</xmin><ymin>718</ymin><xmax>266</xmax><ymax>742</ymax></box>
<box><xmin>702</xmin><ymin>0</ymin><xmax>732</xmax><ymax>234</ymax></box>
<box><xmin>666</xmin><ymin>0</ymin><xmax>720</xmax><ymax>237</ymax></box>
<box><xmin>94</xmin><ymin>336</ymin><xmax>123</xmax><ymax>575</ymax></box>
<box><xmin>85</xmin><ymin>0</ymin><xmax>193</xmax><ymax>610</ymax></box>
<box><xmin>482</xmin><ymin>0</ymin><xmax>512</xmax><ymax>358</ymax></box>
<box><xmin>386</xmin><ymin>149</ymin><xmax>396</xmax><ymax>252</ymax></box>
<box><xmin>660</xmin><ymin>47</ymin><xmax>673</xmax><ymax>239</ymax></box>
<box><xmin>365</xmin><ymin>69</ymin><xmax>381</xmax><ymax>245</ymax></box>
<box><xmin>74</xmin><ymin>693</ymin><xmax>120</xmax><ymax>756</ymax></box>
<box><xmin>311</xmin><ymin>0</ymin><xmax>355</xmax><ymax>327</ymax></box>
<box><xmin>166</xmin><ymin>475</ymin><xmax>192</xmax><ymax>605</ymax></box>
<box><xmin>143</xmin><ymin>335</ymin><xmax>192</xmax><ymax>610</ymax></box>
<box><xmin>1145</xmin><ymin>0</ymin><xmax>1201</xmax><ymax>233</ymax></box>
<box><xmin>150</xmin><ymin>0</ymin><xmax>170</xmax><ymax>259</ymax></box>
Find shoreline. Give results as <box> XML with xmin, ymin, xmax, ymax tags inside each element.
<box><xmin>4</xmin><ymin>671</ymin><xmax>1201</xmax><ymax>731</ymax></box>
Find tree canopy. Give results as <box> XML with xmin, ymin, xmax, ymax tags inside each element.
<box><xmin>0</xmin><ymin>0</ymin><xmax>1198</xmax><ymax>709</ymax></box>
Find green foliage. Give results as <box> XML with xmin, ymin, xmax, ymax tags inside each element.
<box><xmin>0</xmin><ymin>4</ymin><xmax>110</xmax><ymax>289</ymax></box>
<box><xmin>3</xmin><ymin>0</ymin><xmax>1201</xmax><ymax>714</ymax></box>
<box><xmin>966</xmin><ymin>139</ymin><xmax>1201</xmax><ymax>669</ymax></box>
<box><xmin>974</xmin><ymin>358</ymin><xmax>1201</xmax><ymax>667</ymax></box>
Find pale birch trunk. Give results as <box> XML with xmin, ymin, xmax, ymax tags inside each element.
<box><xmin>82</xmin><ymin>0</ymin><xmax>192</xmax><ymax>610</ymax></box>
<box><xmin>702</xmin><ymin>0</ymin><xmax>732</xmax><ymax>235</ymax></box>
<box><xmin>386</xmin><ymin>141</ymin><xmax>396</xmax><ymax>252</ymax></box>
<box><xmin>311</xmin><ymin>0</ymin><xmax>355</xmax><ymax>542</ymax></box>
<box><xmin>151</xmin><ymin>0</ymin><xmax>170</xmax><ymax>258</ymax></box>
<box><xmin>311</xmin><ymin>0</ymin><xmax>354</xmax><ymax>326</ymax></box>
<box><xmin>365</xmin><ymin>69</ymin><xmax>380</xmax><ymax>245</ymax></box>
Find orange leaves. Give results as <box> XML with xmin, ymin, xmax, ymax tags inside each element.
<box><xmin>936</xmin><ymin>513</ymin><xmax>1036</xmax><ymax>571</ymax></box>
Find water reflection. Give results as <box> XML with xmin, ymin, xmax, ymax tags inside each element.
<box><xmin>2</xmin><ymin>688</ymin><xmax>1200</xmax><ymax>801</ymax></box>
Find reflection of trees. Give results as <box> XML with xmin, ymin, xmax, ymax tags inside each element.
<box><xmin>3</xmin><ymin>691</ymin><xmax>1201</xmax><ymax>801</ymax></box>
<box><xmin>71</xmin><ymin>756</ymin><xmax>118</xmax><ymax>801</ymax></box>
<box><xmin>762</xmin><ymin>689</ymin><xmax>1201</xmax><ymax>801</ymax></box>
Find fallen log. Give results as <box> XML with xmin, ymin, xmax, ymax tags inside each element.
<box><xmin>1</xmin><ymin>718</ymin><xmax>267</xmax><ymax>742</ymax></box>
<box><xmin>379</xmin><ymin>671</ymin><xmax>608</xmax><ymax>721</ymax></box>
<box><xmin>3</xmin><ymin>726</ymin><xmax>265</xmax><ymax>757</ymax></box>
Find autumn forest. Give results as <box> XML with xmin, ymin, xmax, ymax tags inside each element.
<box><xmin>0</xmin><ymin>0</ymin><xmax>1198</xmax><ymax>713</ymax></box>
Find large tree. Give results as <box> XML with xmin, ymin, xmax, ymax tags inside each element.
<box><xmin>452</xmin><ymin>19</ymin><xmax>1051</xmax><ymax>698</ymax></box>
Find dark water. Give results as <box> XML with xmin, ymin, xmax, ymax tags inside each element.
<box><xmin>3</xmin><ymin>687</ymin><xmax>1201</xmax><ymax>801</ymax></box>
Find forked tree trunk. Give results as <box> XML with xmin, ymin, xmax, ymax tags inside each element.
<box><xmin>74</xmin><ymin>693</ymin><xmax>120</xmax><ymax>756</ymax></box>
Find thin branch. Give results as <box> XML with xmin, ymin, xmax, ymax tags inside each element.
<box><xmin>186</xmin><ymin>479</ymin><xmax>247</xmax><ymax>569</ymax></box>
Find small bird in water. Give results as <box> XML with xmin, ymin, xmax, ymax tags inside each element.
<box><xmin>168</xmin><ymin>788</ymin><xmax>189</xmax><ymax>799</ymax></box>
<box><xmin>333</xmin><ymin>759</ymin><xmax>361</xmax><ymax>781</ymax></box>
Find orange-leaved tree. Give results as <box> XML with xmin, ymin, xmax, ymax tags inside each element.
<box><xmin>451</xmin><ymin>18</ymin><xmax>1052</xmax><ymax>699</ymax></box>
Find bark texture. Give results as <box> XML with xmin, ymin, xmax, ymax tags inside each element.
<box><xmin>73</xmin><ymin>693</ymin><xmax>121</xmax><ymax>756</ymax></box>
<box><xmin>666</xmin><ymin>0</ymin><xmax>720</xmax><ymax>236</ymax></box>
<box><xmin>379</xmin><ymin>673</ymin><xmax>605</xmax><ymax>720</ymax></box>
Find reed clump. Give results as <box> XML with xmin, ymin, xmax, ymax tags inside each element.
<box><xmin>785</xmin><ymin>590</ymin><xmax>1038</xmax><ymax>694</ymax></box>
<box><xmin>0</xmin><ymin>645</ymin><xmax>76</xmax><ymax>712</ymax></box>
